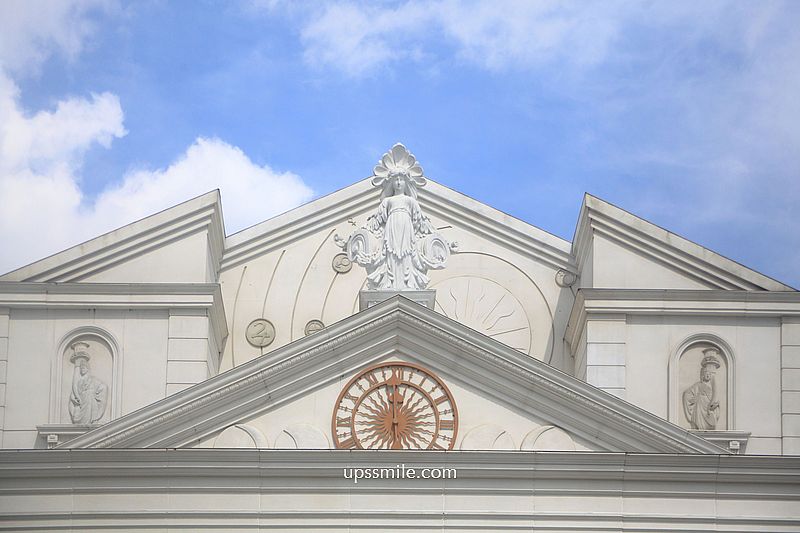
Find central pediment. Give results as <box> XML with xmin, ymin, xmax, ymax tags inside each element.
<box><xmin>65</xmin><ymin>296</ymin><xmax>724</xmax><ymax>454</ymax></box>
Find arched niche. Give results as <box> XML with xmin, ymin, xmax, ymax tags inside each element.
<box><xmin>669</xmin><ymin>334</ymin><xmax>735</xmax><ymax>431</ymax></box>
<box><xmin>50</xmin><ymin>327</ymin><xmax>121</xmax><ymax>425</ymax></box>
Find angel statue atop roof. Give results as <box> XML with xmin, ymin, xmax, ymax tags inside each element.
<box><xmin>335</xmin><ymin>143</ymin><xmax>457</xmax><ymax>291</ymax></box>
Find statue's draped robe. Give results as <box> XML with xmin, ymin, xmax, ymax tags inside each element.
<box><xmin>366</xmin><ymin>195</ymin><xmax>428</xmax><ymax>290</ymax></box>
<box><xmin>682</xmin><ymin>380</ymin><xmax>718</xmax><ymax>430</ymax></box>
<box><xmin>68</xmin><ymin>367</ymin><xmax>108</xmax><ymax>424</ymax></box>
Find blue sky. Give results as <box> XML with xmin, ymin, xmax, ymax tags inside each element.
<box><xmin>0</xmin><ymin>0</ymin><xmax>798</xmax><ymax>287</ymax></box>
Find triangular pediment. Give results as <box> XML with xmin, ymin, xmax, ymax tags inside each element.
<box><xmin>222</xmin><ymin>177</ymin><xmax>575</xmax><ymax>273</ymax></box>
<box><xmin>574</xmin><ymin>194</ymin><xmax>793</xmax><ymax>291</ymax></box>
<box><xmin>65</xmin><ymin>296</ymin><xmax>724</xmax><ymax>454</ymax></box>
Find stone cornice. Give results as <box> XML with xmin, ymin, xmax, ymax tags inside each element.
<box><xmin>572</xmin><ymin>194</ymin><xmax>794</xmax><ymax>291</ymax></box>
<box><xmin>66</xmin><ymin>297</ymin><xmax>721</xmax><ymax>454</ymax></box>
<box><xmin>3</xmin><ymin>449</ymin><xmax>798</xmax><ymax>533</ymax></box>
<box><xmin>0</xmin><ymin>281</ymin><xmax>228</xmax><ymax>346</ymax></box>
<box><xmin>566</xmin><ymin>288</ymin><xmax>800</xmax><ymax>349</ymax></box>
<box><xmin>2</xmin><ymin>448</ymin><xmax>799</xmax><ymax>490</ymax></box>
<box><xmin>0</xmin><ymin>191</ymin><xmax>224</xmax><ymax>283</ymax></box>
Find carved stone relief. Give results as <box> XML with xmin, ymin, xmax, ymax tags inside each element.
<box><xmin>678</xmin><ymin>345</ymin><xmax>728</xmax><ymax>430</ymax></box>
<box><xmin>274</xmin><ymin>423</ymin><xmax>329</xmax><ymax>449</ymax></box>
<box><xmin>425</xmin><ymin>253</ymin><xmax>556</xmax><ymax>362</ymax></box>
<box><xmin>555</xmin><ymin>269</ymin><xmax>578</xmax><ymax>288</ymax></box>
<box><xmin>334</xmin><ymin>143</ymin><xmax>457</xmax><ymax>291</ymax></box>
<box><xmin>213</xmin><ymin>424</ymin><xmax>268</xmax><ymax>448</ymax></box>
<box><xmin>459</xmin><ymin>424</ymin><xmax>516</xmax><ymax>450</ymax></box>
<box><xmin>245</xmin><ymin>318</ymin><xmax>276</xmax><ymax>348</ymax></box>
<box><xmin>304</xmin><ymin>320</ymin><xmax>325</xmax><ymax>336</ymax></box>
<box><xmin>430</xmin><ymin>276</ymin><xmax>532</xmax><ymax>353</ymax></box>
<box><xmin>520</xmin><ymin>425</ymin><xmax>576</xmax><ymax>451</ymax></box>
<box><xmin>331</xmin><ymin>253</ymin><xmax>353</xmax><ymax>274</ymax></box>
<box><xmin>245</xmin><ymin>318</ymin><xmax>275</xmax><ymax>348</ymax></box>
<box><xmin>64</xmin><ymin>341</ymin><xmax>109</xmax><ymax>425</ymax></box>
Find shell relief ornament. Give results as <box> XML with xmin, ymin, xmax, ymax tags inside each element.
<box><xmin>335</xmin><ymin>143</ymin><xmax>458</xmax><ymax>291</ymax></box>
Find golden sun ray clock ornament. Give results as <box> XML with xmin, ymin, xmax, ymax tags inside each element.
<box><xmin>332</xmin><ymin>362</ymin><xmax>458</xmax><ymax>450</ymax></box>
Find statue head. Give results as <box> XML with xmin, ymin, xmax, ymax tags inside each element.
<box><xmin>70</xmin><ymin>341</ymin><xmax>91</xmax><ymax>375</ymax></box>
<box><xmin>699</xmin><ymin>347</ymin><xmax>721</xmax><ymax>382</ymax></box>
<box><xmin>371</xmin><ymin>143</ymin><xmax>426</xmax><ymax>200</ymax></box>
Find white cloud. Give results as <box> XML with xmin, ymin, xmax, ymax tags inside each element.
<box><xmin>93</xmin><ymin>137</ymin><xmax>313</xmax><ymax>236</ymax></box>
<box><xmin>0</xmin><ymin>71</ymin><xmax>313</xmax><ymax>273</ymax></box>
<box><xmin>299</xmin><ymin>0</ymin><xmax>624</xmax><ymax>76</ymax></box>
<box><xmin>301</xmin><ymin>2</ymin><xmax>430</xmax><ymax>77</ymax></box>
<box><xmin>436</xmin><ymin>0</ymin><xmax>621</xmax><ymax>70</ymax></box>
<box><xmin>0</xmin><ymin>0</ymin><xmax>113</xmax><ymax>75</ymax></box>
<box><xmin>0</xmin><ymin>70</ymin><xmax>126</xmax><ymax>272</ymax></box>
<box><xmin>0</xmin><ymin>0</ymin><xmax>314</xmax><ymax>275</ymax></box>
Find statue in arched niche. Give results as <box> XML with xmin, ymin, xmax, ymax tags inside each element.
<box><xmin>67</xmin><ymin>342</ymin><xmax>109</xmax><ymax>425</ymax></box>
<box><xmin>335</xmin><ymin>143</ymin><xmax>457</xmax><ymax>290</ymax></box>
<box><xmin>682</xmin><ymin>348</ymin><xmax>721</xmax><ymax>430</ymax></box>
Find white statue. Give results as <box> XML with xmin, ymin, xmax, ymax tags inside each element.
<box><xmin>336</xmin><ymin>143</ymin><xmax>456</xmax><ymax>290</ymax></box>
<box><xmin>67</xmin><ymin>342</ymin><xmax>108</xmax><ymax>425</ymax></box>
<box><xmin>682</xmin><ymin>348</ymin><xmax>721</xmax><ymax>430</ymax></box>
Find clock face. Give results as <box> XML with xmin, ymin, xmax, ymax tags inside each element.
<box><xmin>332</xmin><ymin>362</ymin><xmax>458</xmax><ymax>450</ymax></box>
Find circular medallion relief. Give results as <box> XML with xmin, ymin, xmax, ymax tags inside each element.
<box><xmin>332</xmin><ymin>253</ymin><xmax>353</xmax><ymax>274</ymax></box>
<box><xmin>555</xmin><ymin>269</ymin><xmax>578</xmax><ymax>288</ymax></box>
<box><xmin>333</xmin><ymin>362</ymin><xmax>458</xmax><ymax>450</ymax></box>
<box><xmin>245</xmin><ymin>319</ymin><xmax>275</xmax><ymax>347</ymax></box>
<box><xmin>304</xmin><ymin>319</ymin><xmax>325</xmax><ymax>336</ymax></box>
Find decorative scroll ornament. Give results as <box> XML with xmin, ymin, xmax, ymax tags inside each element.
<box><xmin>332</xmin><ymin>362</ymin><xmax>458</xmax><ymax>450</ymax></box>
<box><xmin>335</xmin><ymin>143</ymin><xmax>457</xmax><ymax>290</ymax></box>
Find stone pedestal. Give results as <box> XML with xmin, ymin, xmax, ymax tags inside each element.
<box><xmin>359</xmin><ymin>290</ymin><xmax>436</xmax><ymax>311</ymax></box>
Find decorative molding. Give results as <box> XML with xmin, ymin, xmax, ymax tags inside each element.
<box><xmin>1</xmin><ymin>449</ymin><xmax>799</xmax><ymax>531</ymax></box>
<box><xmin>566</xmin><ymin>288</ymin><xmax>800</xmax><ymax>350</ymax></box>
<box><xmin>64</xmin><ymin>297</ymin><xmax>723</xmax><ymax>454</ymax></box>
<box><xmin>0</xmin><ymin>282</ymin><xmax>228</xmax><ymax>352</ymax></box>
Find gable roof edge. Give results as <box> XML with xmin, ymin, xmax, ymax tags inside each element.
<box><xmin>0</xmin><ymin>191</ymin><xmax>225</xmax><ymax>283</ymax></box>
<box><xmin>573</xmin><ymin>194</ymin><xmax>793</xmax><ymax>291</ymax></box>
<box><xmin>221</xmin><ymin>178</ymin><xmax>576</xmax><ymax>273</ymax></box>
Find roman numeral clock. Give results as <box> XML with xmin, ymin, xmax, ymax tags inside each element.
<box><xmin>332</xmin><ymin>362</ymin><xmax>458</xmax><ymax>450</ymax></box>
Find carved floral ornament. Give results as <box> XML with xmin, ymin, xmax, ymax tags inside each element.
<box><xmin>335</xmin><ymin>143</ymin><xmax>458</xmax><ymax>291</ymax></box>
<box><xmin>333</xmin><ymin>361</ymin><xmax>458</xmax><ymax>450</ymax></box>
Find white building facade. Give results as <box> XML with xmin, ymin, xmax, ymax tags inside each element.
<box><xmin>0</xmin><ymin>144</ymin><xmax>798</xmax><ymax>531</ymax></box>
